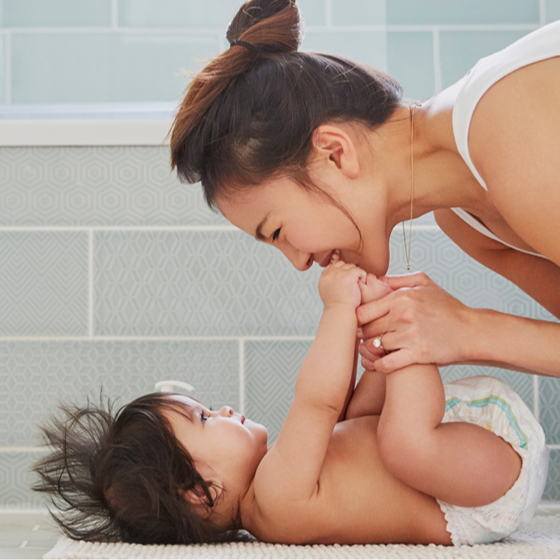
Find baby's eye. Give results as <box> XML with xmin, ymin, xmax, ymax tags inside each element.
<box><xmin>199</xmin><ymin>411</ymin><xmax>208</xmax><ymax>424</ymax></box>
<box><xmin>272</xmin><ymin>228</ymin><xmax>281</xmax><ymax>242</ymax></box>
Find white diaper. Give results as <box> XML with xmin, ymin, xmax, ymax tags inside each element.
<box><xmin>437</xmin><ymin>376</ymin><xmax>549</xmax><ymax>546</ymax></box>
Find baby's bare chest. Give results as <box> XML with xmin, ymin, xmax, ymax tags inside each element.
<box><xmin>250</xmin><ymin>418</ymin><xmax>447</xmax><ymax>545</ymax></box>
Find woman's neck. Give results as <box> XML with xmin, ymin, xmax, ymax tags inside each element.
<box><xmin>367</xmin><ymin>101</ymin><xmax>488</xmax><ymax>231</ymax></box>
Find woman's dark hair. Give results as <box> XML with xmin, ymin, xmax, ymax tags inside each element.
<box><xmin>170</xmin><ymin>0</ymin><xmax>403</xmax><ymax>209</ymax></box>
<box><xmin>33</xmin><ymin>393</ymin><xmax>247</xmax><ymax>544</ymax></box>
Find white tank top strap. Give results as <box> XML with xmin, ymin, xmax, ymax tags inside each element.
<box><xmin>450</xmin><ymin>20</ymin><xmax>560</xmax><ymax>260</ymax></box>
<box><xmin>452</xmin><ymin>20</ymin><xmax>560</xmax><ymax>194</ymax></box>
<box><xmin>449</xmin><ymin>208</ymin><xmax>544</xmax><ymax>258</ymax></box>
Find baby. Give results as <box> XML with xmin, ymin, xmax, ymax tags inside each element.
<box><xmin>34</xmin><ymin>260</ymin><xmax>549</xmax><ymax>546</ymax></box>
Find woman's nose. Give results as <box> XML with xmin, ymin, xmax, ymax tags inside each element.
<box><xmin>281</xmin><ymin>245</ymin><xmax>312</xmax><ymax>272</ymax></box>
<box><xmin>219</xmin><ymin>406</ymin><xmax>234</xmax><ymax>417</ymax></box>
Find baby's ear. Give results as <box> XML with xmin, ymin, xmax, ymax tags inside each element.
<box><xmin>182</xmin><ymin>484</ymin><xmax>221</xmax><ymax>510</ymax></box>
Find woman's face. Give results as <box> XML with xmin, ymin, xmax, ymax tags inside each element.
<box><xmin>218</xmin><ymin>176</ymin><xmax>391</xmax><ymax>276</ymax></box>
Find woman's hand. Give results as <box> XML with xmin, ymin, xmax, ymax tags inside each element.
<box><xmin>356</xmin><ymin>272</ymin><xmax>472</xmax><ymax>373</ymax></box>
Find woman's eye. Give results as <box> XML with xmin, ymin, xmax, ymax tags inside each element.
<box><xmin>272</xmin><ymin>228</ymin><xmax>281</xmax><ymax>242</ymax></box>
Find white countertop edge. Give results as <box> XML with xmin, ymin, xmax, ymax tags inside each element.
<box><xmin>0</xmin><ymin>118</ymin><xmax>174</xmax><ymax>146</ymax></box>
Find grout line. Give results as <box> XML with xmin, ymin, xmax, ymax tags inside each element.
<box><xmin>239</xmin><ymin>339</ymin><xmax>245</xmax><ymax>416</ymax></box>
<box><xmin>533</xmin><ymin>376</ymin><xmax>540</xmax><ymax>422</ymax></box>
<box><xmin>325</xmin><ymin>0</ymin><xmax>333</xmax><ymax>27</ymax></box>
<box><xmin>540</xmin><ymin>0</ymin><xmax>547</xmax><ymax>26</ymax></box>
<box><xmin>1</xmin><ymin>24</ymin><xmax>540</xmax><ymax>34</ymax></box>
<box><xmin>0</xmin><ymin>335</ymin><xmax>317</xmax><ymax>342</ymax></box>
<box><xmin>0</xmin><ymin>508</ymin><xmax>48</xmax><ymax>514</ymax></box>
<box><xmin>0</xmin><ymin>225</ymin><xmax>238</xmax><ymax>233</ymax></box>
<box><xmin>111</xmin><ymin>0</ymin><xmax>119</xmax><ymax>29</ymax></box>
<box><xmin>0</xmin><ymin>447</ymin><xmax>44</xmax><ymax>452</ymax></box>
<box><xmin>305</xmin><ymin>24</ymin><xmax>538</xmax><ymax>32</ymax></box>
<box><xmin>88</xmin><ymin>230</ymin><xmax>94</xmax><ymax>339</ymax></box>
<box><xmin>5</xmin><ymin>31</ymin><xmax>11</xmax><ymax>104</ymax></box>
<box><xmin>433</xmin><ymin>29</ymin><xmax>442</xmax><ymax>93</ymax></box>
<box><xmin>0</xmin><ymin>224</ymin><xmax>440</xmax><ymax>233</ymax></box>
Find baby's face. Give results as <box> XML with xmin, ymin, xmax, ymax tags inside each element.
<box><xmin>163</xmin><ymin>396</ymin><xmax>268</xmax><ymax>494</ymax></box>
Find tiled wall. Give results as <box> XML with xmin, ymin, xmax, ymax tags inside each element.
<box><xmin>1</xmin><ymin>0</ymin><xmax>558</xmax><ymax>104</ymax></box>
<box><xmin>1</xmin><ymin>1</ymin><xmax>560</xmax><ymax>509</ymax></box>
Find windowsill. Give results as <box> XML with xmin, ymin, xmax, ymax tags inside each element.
<box><xmin>0</xmin><ymin>102</ymin><xmax>177</xmax><ymax>146</ymax></box>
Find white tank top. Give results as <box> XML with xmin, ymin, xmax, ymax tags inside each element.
<box><xmin>451</xmin><ymin>20</ymin><xmax>560</xmax><ymax>259</ymax></box>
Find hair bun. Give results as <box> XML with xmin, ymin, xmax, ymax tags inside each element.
<box><xmin>226</xmin><ymin>0</ymin><xmax>303</xmax><ymax>54</ymax></box>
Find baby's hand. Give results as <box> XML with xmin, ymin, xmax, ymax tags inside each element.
<box><xmin>318</xmin><ymin>259</ymin><xmax>366</xmax><ymax>309</ymax></box>
<box><xmin>359</xmin><ymin>273</ymin><xmax>393</xmax><ymax>304</ymax></box>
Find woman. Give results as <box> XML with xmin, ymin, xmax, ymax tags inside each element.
<box><xmin>169</xmin><ymin>0</ymin><xmax>560</xmax><ymax>377</ymax></box>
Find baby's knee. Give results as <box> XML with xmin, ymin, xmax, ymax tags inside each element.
<box><xmin>377</xmin><ymin>420</ymin><xmax>433</xmax><ymax>483</ymax></box>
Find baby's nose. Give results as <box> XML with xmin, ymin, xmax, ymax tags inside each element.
<box><xmin>219</xmin><ymin>406</ymin><xmax>234</xmax><ymax>417</ymax></box>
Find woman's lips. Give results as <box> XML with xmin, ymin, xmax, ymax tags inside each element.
<box><xmin>319</xmin><ymin>250</ymin><xmax>340</xmax><ymax>267</ymax></box>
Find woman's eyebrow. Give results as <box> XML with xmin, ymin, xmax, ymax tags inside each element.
<box><xmin>255</xmin><ymin>213</ymin><xmax>270</xmax><ymax>241</ymax></box>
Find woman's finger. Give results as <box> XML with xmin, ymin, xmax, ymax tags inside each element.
<box><xmin>374</xmin><ymin>348</ymin><xmax>414</xmax><ymax>374</ymax></box>
<box><xmin>356</xmin><ymin>294</ymin><xmax>393</xmax><ymax>326</ymax></box>
<box><xmin>361</xmin><ymin>356</ymin><xmax>377</xmax><ymax>371</ymax></box>
<box><xmin>360</xmin><ymin>315</ymin><xmax>393</xmax><ymax>342</ymax></box>
<box><xmin>358</xmin><ymin>341</ymin><xmax>385</xmax><ymax>361</ymax></box>
<box><xmin>366</xmin><ymin>330</ymin><xmax>396</xmax><ymax>354</ymax></box>
<box><xmin>378</xmin><ymin>271</ymin><xmax>433</xmax><ymax>290</ymax></box>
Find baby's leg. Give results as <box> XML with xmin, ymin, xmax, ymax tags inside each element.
<box><xmin>377</xmin><ymin>364</ymin><xmax>522</xmax><ymax>507</ymax></box>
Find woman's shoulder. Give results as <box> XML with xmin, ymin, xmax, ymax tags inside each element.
<box><xmin>468</xmin><ymin>55</ymin><xmax>560</xmax><ymax>262</ymax></box>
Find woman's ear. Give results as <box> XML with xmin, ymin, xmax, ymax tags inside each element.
<box><xmin>311</xmin><ymin>124</ymin><xmax>360</xmax><ymax>179</ymax></box>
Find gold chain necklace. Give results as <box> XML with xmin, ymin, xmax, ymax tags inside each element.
<box><xmin>402</xmin><ymin>103</ymin><xmax>418</xmax><ymax>271</ymax></box>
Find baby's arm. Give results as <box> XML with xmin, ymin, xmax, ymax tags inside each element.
<box><xmin>345</xmin><ymin>274</ymin><xmax>393</xmax><ymax>419</ymax></box>
<box><xmin>258</xmin><ymin>262</ymin><xmax>365</xmax><ymax>506</ymax></box>
<box><xmin>377</xmin><ymin>362</ymin><xmax>522</xmax><ymax>507</ymax></box>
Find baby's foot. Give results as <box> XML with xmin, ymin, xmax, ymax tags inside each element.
<box><xmin>359</xmin><ymin>273</ymin><xmax>392</xmax><ymax>303</ymax></box>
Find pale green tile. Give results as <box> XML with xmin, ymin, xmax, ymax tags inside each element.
<box><xmin>542</xmin><ymin>449</ymin><xmax>560</xmax><ymax>501</ymax></box>
<box><xmin>546</xmin><ymin>0</ymin><xmax>560</xmax><ymax>22</ymax></box>
<box><xmin>302</xmin><ymin>29</ymin><xmax>387</xmax><ymax>70</ymax></box>
<box><xmin>0</xmin><ymin>232</ymin><xmax>88</xmax><ymax>336</ymax></box>
<box><xmin>245</xmin><ymin>340</ymin><xmax>311</xmax><ymax>443</ymax></box>
<box><xmin>0</xmin><ymin>147</ymin><xmax>225</xmax><ymax>227</ymax></box>
<box><xmin>0</xmin><ymin>35</ymin><xmax>5</xmax><ymax>104</ymax></box>
<box><xmin>331</xmin><ymin>0</ymin><xmax>386</xmax><ymax>26</ymax></box>
<box><xmin>439</xmin><ymin>30</ymin><xmax>528</xmax><ymax>88</ymax></box>
<box><xmin>299</xmin><ymin>0</ymin><xmax>327</xmax><ymax>26</ymax></box>
<box><xmin>11</xmin><ymin>32</ymin><xmax>219</xmax><ymax>103</ymax></box>
<box><xmin>118</xmin><ymin>0</ymin><xmax>241</xmax><ymax>28</ymax></box>
<box><xmin>118</xmin><ymin>0</ymin><xmax>326</xmax><ymax>29</ymax></box>
<box><xmin>387</xmin><ymin>31</ymin><xmax>435</xmax><ymax>102</ymax></box>
<box><xmin>387</xmin><ymin>0</ymin><xmax>540</xmax><ymax>25</ymax></box>
<box><xmin>539</xmin><ymin>377</ymin><xmax>560</xmax><ymax>445</ymax></box>
<box><xmin>94</xmin><ymin>230</ymin><xmax>323</xmax><ymax>337</ymax></box>
<box><xmin>0</xmin><ymin>340</ymin><xmax>240</xmax><ymax>446</ymax></box>
<box><xmin>0</xmin><ymin>451</ymin><xmax>45</xmax><ymax>508</ymax></box>
<box><xmin>0</xmin><ymin>0</ymin><xmax>111</xmax><ymax>28</ymax></box>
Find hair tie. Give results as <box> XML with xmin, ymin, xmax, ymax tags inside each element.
<box><xmin>229</xmin><ymin>39</ymin><xmax>259</xmax><ymax>53</ymax></box>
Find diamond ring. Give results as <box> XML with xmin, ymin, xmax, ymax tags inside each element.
<box><xmin>373</xmin><ymin>336</ymin><xmax>384</xmax><ymax>351</ymax></box>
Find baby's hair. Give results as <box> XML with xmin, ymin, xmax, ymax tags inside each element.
<box><xmin>33</xmin><ymin>393</ymin><xmax>247</xmax><ymax>545</ymax></box>
<box><xmin>170</xmin><ymin>0</ymin><xmax>403</xmax><ymax>210</ymax></box>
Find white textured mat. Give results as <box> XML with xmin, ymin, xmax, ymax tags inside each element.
<box><xmin>44</xmin><ymin>515</ymin><xmax>560</xmax><ymax>559</ymax></box>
